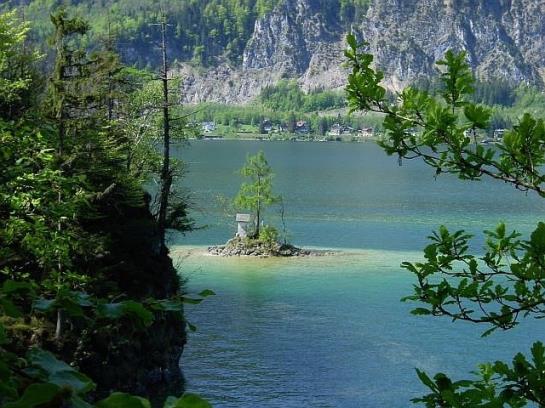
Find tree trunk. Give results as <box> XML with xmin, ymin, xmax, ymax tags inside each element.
<box><xmin>55</xmin><ymin>309</ymin><xmax>64</xmax><ymax>340</ymax></box>
<box><xmin>157</xmin><ymin>17</ymin><xmax>171</xmax><ymax>256</ymax></box>
<box><xmin>255</xmin><ymin>176</ymin><xmax>261</xmax><ymax>237</ymax></box>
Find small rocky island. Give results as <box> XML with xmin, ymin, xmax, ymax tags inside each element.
<box><xmin>211</xmin><ymin>152</ymin><xmax>334</xmax><ymax>257</ymax></box>
<box><xmin>208</xmin><ymin>236</ymin><xmax>317</xmax><ymax>257</ymax></box>
<box><xmin>208</xmin><ymin>214</ymin><xmax>331</xmax><ymax>257</ymax></box>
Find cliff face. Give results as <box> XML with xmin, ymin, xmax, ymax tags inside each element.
<box><xmin>361</xmin><ymin>0</ymin><xmax>545</xmax><ymax>90</ymax></box>
<box><xmin>178</xmin><ymin>0</ymin><xmax>545</xmax><ymax>104</ymax></box>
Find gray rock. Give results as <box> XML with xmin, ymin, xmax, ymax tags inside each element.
<box><xmin>178</xmin><ymin>0</ymin><xmax>544</xmax><ymax>105</ymax></box>
<box><xmin>208</xmin><ymin>236</ymin><xmax>321</xmax><ymax>257</ymax></box>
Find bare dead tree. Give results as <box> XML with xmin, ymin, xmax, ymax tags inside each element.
<box><xmin>154</xmin><ymin>14</ymin><xmax>173</xmax><ymax>256</ymax></box>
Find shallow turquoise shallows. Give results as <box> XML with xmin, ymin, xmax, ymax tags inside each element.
<box><xmin>170</xmin><ymin>140</ymin><xmax>545</xmax><ymax>408</ymax></box>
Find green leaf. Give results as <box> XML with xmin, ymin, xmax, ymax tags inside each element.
<box><xmin>463</xmin><ymin>104</ymin><xmax>491</xmax><ymax>129</ymax></box>
<box><xmin>0</xmin><ymin>298</ymin><xmax>22</xmax><ymax>318</ymax></box>
<box><xmin>120</xmin><ymin>301</ymin><xmax>154</xmax><ymax>327</ymax></box>
<box><xmin>4</xmin><ymin>383</ymin><xmax>61</xmax><ymax>408</ymax></box>
<box><xmin>96</xmin><ymin>302</ymin><xmax>124</xmax><ymax>319</ymax></box>
<box><xmin>70</xmin><ymin>395</ymin><xmax>94</xmax><ymax>408</ymax></box>
<box><xmin>530</xmin><ymin>222</ymin><xmax>545</xmax><ymax>253</ymax></box>
<box><xmin>32</xmin><ymin>298</ymin><xmax>56</xmax><ymax>313</ymax></box>
<box><xmin>198</xmin><ymin>289</ymin><xmax>216</xmax><ymax>298</ymax></box>
<box><xmin>346</xmin><ymin>33</ymin><xmax>357</xmax><ymax>51</ymax></box>
<box><xmin>96</xmin><ymin>392</ymin><xmax>151</xmax><ymax>408</ymax></box>
<box><xmin>411</xmin><ymin>308</ymin><xmax>432</xmax><ymax>316</ymax></box>
<box><xmin>2</xmin><ymin>280</ymin><xmax>33</xmax><ymax>295</ymax></box>
<box><xmin>164</xmin><ymin>393</ymin><xmax>212</xmax><ymax>408</ymax></box>
<box><xmin>152</xmin><ymin>299</ymin><xmax>183</xmax><ymax>312</ymax></box>
<box><xmin>182</xmin><ymin>297</ymin><xmax>203</xmax><ymax>305</ymax></box>
<box><xmin>49</xmin><ymin>369</ymin><xmax>95</xmax><ymax>394</ymax></box>
<box><xmin>97</xmin><ymin>301</ymin><xmax>154</xmax><ymax>327</ymax></box>
<box><xmin>416</xmin><ymin>369</ymin><xmax>438</xmax><ymax>392</ymax></box>
<box><xmin>69</xmin><ymin>291</ymin><xmax>92</xmax><ymax>307</ymax></box>
<box><xmin>531</xmin><ymin>341</ymin><xmax>545</xmax><ymax>370</ymax></box>
<box><xmin>26</xmin><ymin>348</ymin><xmax>95</xmax><ymax>394</ymax></box>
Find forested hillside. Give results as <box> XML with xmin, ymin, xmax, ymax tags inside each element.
<box><xmin>17</xmin><ymin>0</ymin><xmax>369</xmax><ymax>66</ymax></box>
<box><xmin>10</xmin><ymin>0</ymin><xmax>545</xmax><ymax>105</ymax></box>
<box><xmin>0</xmin><ymin>7</ymin><xmax>212</xmax><ymax>406</ymax></box>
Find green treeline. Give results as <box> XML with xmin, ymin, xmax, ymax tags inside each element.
<box><xmin>415</xmin><ymin>76</ymin><xmax>545</xmax><ymax>131</ymax></box>
<box><xmin>260</xmin><ymin>80</ymin><xmax>347</xmax><ymax>112</ymax></box>
<box><xmin>12</xmin><ymin>0</ymin><xmax>371</xmax><ymax>66</ymax></box>
<box><xmin>0</xmin><ymin>8</ymin><xmax>208</xmax><ymax>407</ymax></box>
<box><xmin>475</xmin><ymin>83</ymin><xmax>545</xmax><ymax>131</ymax></box>
<box><xmin>21</xmin><ymin>0</ymin><xmax>284</xmax><ymax>65</ymax></box>
<box><xmin>186</xmin><ymin>77</ymin><xmax>545</xmax><ymax>138</ymax></box>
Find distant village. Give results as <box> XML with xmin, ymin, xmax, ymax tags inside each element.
<box><xmin>198</xmin><ymin>119</ymin><xmax>509</xmax><ymax>144</ymax></box>
<box><xmin>199</xmin><ymin>119</ymin><xmax>376</xmax><ymax>142</ymax></box>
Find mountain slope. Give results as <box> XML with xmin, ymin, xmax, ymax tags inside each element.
<box><xmin>179</xmin><ymin>0</ymin><xmax>545</xmax><ymax>104</ymax></box>
<box><xmin>16</xmin><ymin>0</ymin><xmax>545</xmax><ymax>103</ymax></box>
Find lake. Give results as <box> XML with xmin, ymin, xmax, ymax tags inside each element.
<box><xmin>170</xmin><ymin>140</ymin><xmax>545</xmax><ymax>407</ymax></box>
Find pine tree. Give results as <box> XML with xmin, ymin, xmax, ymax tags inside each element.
<box><xmin>234</xmin><ymin>151</ymin><xmax>280</xmax><ymax>237</ymax></box>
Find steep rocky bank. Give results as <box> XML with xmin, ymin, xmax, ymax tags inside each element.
<box><xmin>58</xmin><ymin>199</ymin><xmax>186</xmax><ymax>402</ymax></box>
<box><xmin>179</xmin><ymin>0</ymin><xmax>545</xmax><ymax>104</ymax></box>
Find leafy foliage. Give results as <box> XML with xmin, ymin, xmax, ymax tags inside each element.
<box><xmin>14</xmin><ymin>0</ymin><xmax>374</xmax><ymax>67</ymax></box>
<box><xmin>259</xmin><ymin>225</ymin><xmax>279</xmax><ymax>247</ymax></box>
<box><xmin>346</xmin><ymin>32</ymin><xmax>545</xmax><ymax>406</ymax></box>
<box><xmin>0</xmin><ymin>8</ymin><xmax>210</xmax><ymax>407</ymax></box>
<box><xmin>413</xmin><ymin>342</ymin><xmax>545</xmax><ymax>407</ymax></box>
<box><xmin>0</xmin><ymin>10</ymin><xmax>41</xmax><ymax>118</ymax></box>
<box><xmin>0</xmin><ymin>278</ymin><xmax>214</xmax><ymax>406</ymax></box>
<box><xmin>260</xmin><ymin>80</ymin><xmax>346</xmax><ymax>112</ymax></box>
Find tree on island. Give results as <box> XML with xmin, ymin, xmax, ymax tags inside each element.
<box><xmin>234</xmin><ymin>150</ymin><xmax>281</xmax><ymax>238</ymax></box>
<box><xmin>346</xmin><ymin>33</ymin><xmax>545</xmax><ymax>406</ymax></box>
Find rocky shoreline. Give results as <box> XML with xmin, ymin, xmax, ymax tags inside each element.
<box><xmin>208</xmin><ymin>237</ymin><xmax>333</xmax><ymax>257</ymax></box>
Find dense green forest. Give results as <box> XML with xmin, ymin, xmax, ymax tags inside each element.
<box><xmin>259</xmin><ymin>80</ymin><xmax>347</xmax><ymax>113</ymax></box>
<box><xmin>12</xmin><ymin>0</ymin><xmax>370</xmax><ymax>66</ymax></box>
<box><xmin>0</xmin><ymin>7</ymin><xmax>212</xmax><ymax>407</ymax></box>
<box><xmin>412</xmin><ymin>77</ymin><xmax>545</xmax><ymax>132</ymax></box>
<box><xmin>260</xmin><ymin>78</ymin><xmax>545</xmax><ymax>116</ymax></box>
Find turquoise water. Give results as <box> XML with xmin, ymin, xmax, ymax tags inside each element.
<box><xmin>171</xmin><ymin>140</ymin><xmax>545</xmax><ymax>407</ymax></box>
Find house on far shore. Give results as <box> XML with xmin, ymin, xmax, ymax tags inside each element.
<box><xmin>493</xmin><ymin>128</ymin><xmax>507</xmax><ymax>140</ymax></box>
<box><xmin>328</xmin><ymin>123</ymin><xmax>342</xmax><ymax>137</ymax></box>
<box><xmin>355</xmin><ymin>127</ymin><xmax>374</xmax><ymax>140</ymax></box>
<box><xmin>202</xmin><ymin>121</ymin><xmax>216</xmax><ymax>133</ymax></box>
<box><xmin>274</xmin><ymin>124</ymin><xmax>287</xmax><ymax>133</ymax></box>
<box><xmin>328</xmin><ymin>123</ymin><xmax>354</xmax><ymax>137</ymax></box>
<box><xmin>295</xmin><ymin>120</ymin><xmax>310</xmax><ymax>134</ymax></box>
<box><xmin>236</xmin><ymin>213</ymin><xmax>252</xmax><ymax>238</ymax></box>
<box><xmin>261</xmin><ymin>119</ymin><xmax>273</xmax><ymax>133</ymax></box>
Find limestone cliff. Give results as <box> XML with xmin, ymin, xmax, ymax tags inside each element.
<box><xmin>178</xmin><ymin>0</ymin><xmax>545</xmax><ymax>104</ymax></box>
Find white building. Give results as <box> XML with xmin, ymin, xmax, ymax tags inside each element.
<box><xmin>493</xmin><ymin>129</ymin><xmax>507</xmax><ymax>140</ymax></box>
<box><xmin>202</xmin><ymin>121</ymin><xmax>216</xmax><ymax>133</ymax></box>
<box><xmin>236</xmin><ymin>213</ymin><xmax>252</xmax><ymax>238</ymax></box>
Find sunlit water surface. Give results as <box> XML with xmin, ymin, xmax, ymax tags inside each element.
<box><xmin>170</xmin><ymin>140</ymin><xmax>545</xmax><ymax>407</ymax></box>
